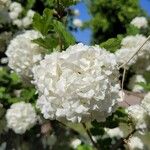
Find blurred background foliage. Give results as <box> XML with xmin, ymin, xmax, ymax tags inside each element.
<box><xmin>85</xmin><ymin>0</ymin><xmax>147</xmax><ymax>44</ymax></box>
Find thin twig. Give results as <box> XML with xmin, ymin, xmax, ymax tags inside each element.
<box><xmin>121</xmin><ymin>67</ymin><xmax>126</xmax><ymax>91</ymax></box>
<box><xmin>119</xmin><ymin>35</ymin><xmax>150</xmax><ymax>69</ymax></box>
<box><xmin>82</xmin><ymin>123</ymin><xmax>100</xmax><ymax>150</ymax></box>
<box><xmin>121</xmin><ymin>68</ymin><xmax>131</xmax><ymax>106</ymax></box>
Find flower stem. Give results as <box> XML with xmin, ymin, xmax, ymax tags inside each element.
<box><xmin>82</xmin><ymin>123</ymin><xmax>100</xmax><ymax>150</ymax></box>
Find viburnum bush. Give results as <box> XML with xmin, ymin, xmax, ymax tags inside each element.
<box><xmin>0</xmin><ymin>0</ymin><xmax>150</xmax><ymax>150</ymax></box>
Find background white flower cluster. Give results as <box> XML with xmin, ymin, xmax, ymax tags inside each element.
<box><xmin>130</xmin><ymin>16</ymin><xmax>148</xmax><ymax>29</ymax></box>
<box><xmin>5</xmin><ymin>30</ymin><xmax>44</xmax><ymax>78</ymax></box>
<box><xmin>126</xmin><ymin>92</ymin><xmax>150</xmax><ymax>133</ymax></box>
<box><xmin>6</xmin><ymin>101</ymin><xmax>37</xmax><ymax>134</ymax></box>
<box><xmin>115</xmin><ymin>34</ymin><xmax>150</xmax><ymax>68</ymax></box>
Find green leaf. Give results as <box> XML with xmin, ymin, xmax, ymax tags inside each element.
<box><xmin>26</xmin><ymin>0</ymin><xmax>36</xmax><ymax>9</ymax></box>
<box><xmin>115</xmin><ymin>107</ymin><xmax>128</xmax><ymax>118</ymax></box>
<box><xmin>138</xmin><ymin>82</ymin><xmax>150</xmax><ymax>91</ymax></box>
<box><xmin>77</xmin><ymin>145</ymin><xmax>93</xmax><ymax>150</ymax></box>
<box><xmin>33</xmin><ymin>8</ymin><xmax>53</xmax><ymax>36</ymax></box>
<box><xmin>59</xmin><ymin>0</ymin><xmax>77</xmax><ymax>7</ymax></box>
<box><xmin>10</xmin><ymin>72</ymin><xmax>21</xmax><ymax>85</ymax></box>
<box><xmin>126</xmin><ymin>25</ymin><xmax>140</xmax><ymax>35</ymax></box>
<box><xmin>100</xmin><ymin>36</ymin><xmax>122</xmax><ymax>53</ymax></box>
<box><xmin>33</xmin><ymin>36</ymin><xmax>58</xmax><ymax>52</ymax></box>
<box><xmin>53</xmin><ymin>20</ymin><xmax>76</xmax><ymax>48</ymax></box>
<box><xmin>20</xmin><ymin>88</ymin><xmax>37</xmax><ymax>103</ymax></box>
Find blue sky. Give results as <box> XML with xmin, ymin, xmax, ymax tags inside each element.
<box><xmin>72</xmin><ymin>0</ymin><xmax>150</xmax><ymax>44</ymax></box>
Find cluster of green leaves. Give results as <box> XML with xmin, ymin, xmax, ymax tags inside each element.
<box><xmin>99</xmin><ymin>24</ymin><xmax>142</xmax><ymax>53</ymax></box>
<box><xmin>76</xmin><ymin>144</ymin><xmax>93</xmax><ymax>150</ymax></box>
<box><xmin>100</xmin><ymin>35</ymin><xmax>123</xmax><ymax>53</ymax></box>
<box><xmin>89</xmin><ymin>107</ymin><xmax>130</xmax><ymax>150</ymax></box>
<box><xmin>86</xmin><ymin>0</ymin><xmax>145</xmax><ymax>44</ymax></box>
<box><xmin>32</xmin><ymin>0</ymin><xmax>76</xmax><ymax>53</ymax></box>
<box><xmin>0</xmin><ymin>67</ymin><xmax>37</xmax><ymax>107</ymax></box>
<box><xmin>138</xmin><ymin>72</ymin><xmax>150</xmax><ymax>91</ymax></box>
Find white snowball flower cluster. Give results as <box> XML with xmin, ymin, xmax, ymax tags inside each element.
<box><xmin>9</xmin><ymin>2</ymin><xmax>23</xmax><ymax>20</ymax></box>
<box><xmin>127</xmin><ymin>136</ymin><xmax>144</xmax><ymax>150</ymax></box>
<box><xmin>130</xmin><ymin>16</ymin><xmax>148</xmax><ymax>29</ymax></box>
<box><xmin>5</xmin><ymin>30</ymin><xmax>43</xmax><ymax>78</ymax></box>
<box><xmin>141</xmin><ymin>92</ymin><xmax>150</xmax><ymax>116</ymax></box>
<box><xmin>73</xmin><ymin>18</ymin><xmax>83</xmax><ymax>27</ymax></box>
<box><xmin>21</xmin><ymin>10</ymin><xmax>35</xmax><ymax>28</ymax></box>
<box><xmin>104</xmin><ymin>127</ymin><xmax>124</xmax><ymax>139</ymax></box>
<box><xmin>8</xmin><ymin>2</ymin><xmax>35</xmax><ymax>28</ymax></box>
<box><xmin>13</xmin><ymin>10</ymin><xmax>35</xmax><ymax>28</ymax></box>
<box><xmin>33</xmin><ymin>43</ymin><xmax>121</xmax><ymax>123</ymax></box>
<box><xmin>6</xmin><ymin>102</ymin><xmax>37</xmax><ymax>134</ymax></box>
<box><xmin>71</xmin><ymin>138</ymin><xmax>81</xmax><ymax>149</ymax></box>
<box><xmin>126</xmin><ymin>104</ymin><xmax>150</xmax><ymax>133</ymax></box>
<box><xmin>127</xmin><ymin>75</ymin><xmax>146</xmax><ymax>92</ymax></box>
<box><xmin>115</xmin><ymin>34</ymin><xmax>150</xmax><ymax>67</ymax></box>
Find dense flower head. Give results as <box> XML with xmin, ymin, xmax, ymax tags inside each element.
<box><xmin>6</xmin><ymin>102</ymin><xmax>37</xmax><ymax>134</ymax></box>
<box><xmin>73</xmin><ymin>18</ymin><xmax>83</xmax><ymax>27</ymax></box>
<box><xmin>128</xmin><ymin>136</ymin><xmax>144</xmax><ymax>150</ymax></box>
<box><xmin>141</xmin><ymin>92</ymin><xmax>150</xmax><ymax>116</ymax></box>
<box><xmin>104</xmin><ymin>127</ymin><xmax>124</xmax><ymax>139</ymax></box>
<box><xmin>126</xmin><ymin>104</ymin><xmax>150</xmax><ymax>133</ymax></box>
<box><xmin>115</xmin><ymin>34</ymin><xmax>150</xmax><ymax>67</ymax></box>
<box><xmin>32</xmin><ymin>43</ymin><xmax>121</xmax><ymax>123</ymax></box>
<box><xmin>130</xmin><ymin>16</ymin><xmax>148</xmax><ymax>29</ymax></box>
<box><xmin>9</xmin><ymin>2</ymin><xmax>23</xmax><ymax>20</ymax></box>
<box><xmin>12</xmin><ymin>9</ymin><xmax>35</xmax><ymax>28</ymax></box>
<box><xmin>5</xmin><ymin>30</ymin><xmax>43</xmax><ymax>78</ymax></box>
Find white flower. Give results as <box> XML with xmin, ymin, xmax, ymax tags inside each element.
<box><xmin>128</xmin><ymin>136</ymin><xmax>144</xmax><ymax>150</ymax></box>
<box><xmin>115</xmin><ymin>35</ymin><xmax>150</xmax><ymax>67</ymax></box>
<box><xmin>9</xmin><ymin>2</ymin><xmax>23</xmax><ymax>20</ymax></box>
<box><xmin>141</xmin><ymin>92</ymin><xmax>150</xmax><ymax>116</ymax></box>
<box><xmin>6</xmin><ymin>102</ymin><xmax>37</xmax><ymax>134</ymax></box>
<box><xmin>12</xmin><ymin>19</ymin><xmax>22</xmax><ymax>27</ymax></box>
<box><xmin>71</xmin><ymin>138</ymin><xmax>81</xmax><ymax>149</ymax></box>
<box><xmin>0</xmin><ymin>57</ymin><xmax>8</xmax><ymax>64</ymax></box>
<box><xmin>26</xmin><ymin>9</ymin><xmax>35</xmax><ymax>18</ymax></box>
<box><xmin>126</xmin><ymin>105</ymin><xmax>148</xmax><ymax>132</ymax></box>
<box><xmin>73</xmin><ymin>9</ymin><xmax>80</xmax><ymax>16</ymax></box>
<box><xmin>33</xmin><ymin>43</ymin><xmax>121</xmax><ymax>123</ymax></box>
<box><xmin>131</xmin><ymin>17</ymin><xmax>148</xmax><ymax>29</ymax></box>
<box><xmin>22</xmin><ymin>10</ymin><xmax>35</xmax><ymax>28</ymax></box>
<box><xmin>5</xmin><ymin>30</ymin><xmax>43</xmax><ymax>78</ymax></box>
<box><xmin>121</xmin><ymin>35</ymin><xmax>147</xmax><ymax>50</ymax></box>
<box><xmin>127</xmin><ymin>75</ymin><xmax>146</xmax><ymax>92</ymax></box>
<box><xmin>115</xmin><ymin>48</ymin><xmax>137</xmax><ymax>66</ymax></box>
<box><xmin>73</xmin><ymin>18</ymin><xmax>83</xmax><ymax>27</ymax></box>
<box><xmin>104</xmin><ymin>127</ymin><xmax>124</xmax><ymax>139</ymax></box>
